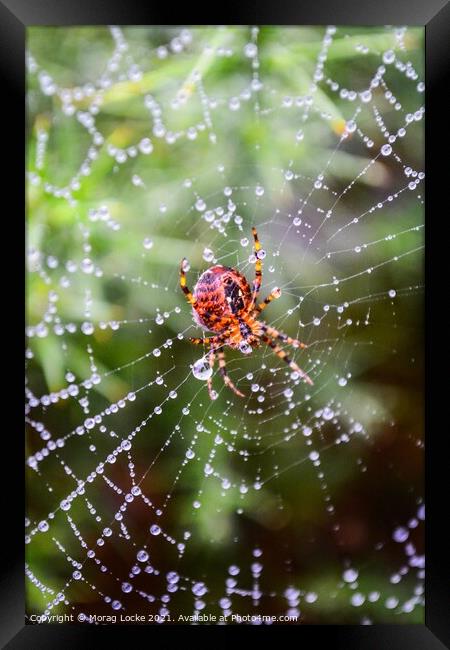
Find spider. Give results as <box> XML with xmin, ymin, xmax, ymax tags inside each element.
<box><xmin>180</xmin><ymin>227</ymin><xmax>313</xmax><ymax>399</ymax></box>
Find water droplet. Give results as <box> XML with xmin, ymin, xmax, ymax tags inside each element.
<box><xmin>305</xmin><ymin>591</ymin><xmax>318</xmax><ymax>603</ymax></box>
<box><xmin>139</xmin><ymin>138</ymin><xmax>153</xmax><ymax>154</ymax></box>
<box><xmin>192</xmin><ymin>357</ymin><xmax>213</xmax><ymax>380</ymax></box>
<box><xmin>385</xmin><ymin>597</ymin><xmax>399</xmax><ymax>609</ymax></box>
<box><xmin>167</xmin><ymin>571</ymin><xmax>179</xmax><ymax>584</ymax></box>
<box><xmin>81</xmin><ymin>258</ymin><xmax>94</xmax><ymax>274</ymax></box>
<box><xmin>393</xmin><ymin>526</ymin><xmax>409</xmax><ymax>543</ymax></box>
<box><xmin>239</xmin><ymin>341</ymin><xmax>252</xmax><ymax>355</ymax></box>
<box><xmin>383</xmin><ymin>50</ymin><xmax>395</xmax><ymax>64</ymax></box>
<box><xmin>351</xmin><ymin>593</ymin><xmax>365</xmax><ymax>607</ymax></box>
<box><xmin>81</xmin><ymin>322</ymin><xmax>94</xmax><ymax>335</ymax></box>
<box><xmin>192</xmin><ymin>581</ymin><xmax>207</xmax><ymax>597</ymax></box>
<box><xmin>244</xmin><ymin>43</ymin><xmax>257</xmax><ymax>58</ymax></box>
<box><xmin>323</xmin><ymin>407</ymin><xmax>334</xmax><ymax>420</ymax></box>
<box><xmin>202</xmin><ymin>248</ymin><xmax>214</xmax><ymax>262</ymax></box>
<box><xmin>229</xmin><ymin>96</ymin><xmax>240</xmax><ymax>111</ymax></box>
<box><xmin>343</xmin><ymin>568</ymin><xmax>359</xmax><ymax>583</ymax></box>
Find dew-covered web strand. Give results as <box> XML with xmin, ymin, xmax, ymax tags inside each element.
<box><xmin>26</xmin><ymin>25</ymin><xmax>424</xmax><ymax>622</ymax></box>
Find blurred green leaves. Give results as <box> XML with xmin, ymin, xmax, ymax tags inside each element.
<box><xmin>26</xmin><ymin>26</ymin><xmax>424</xmax><ymax>622</ymax></box>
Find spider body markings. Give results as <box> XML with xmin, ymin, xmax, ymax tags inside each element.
<box><xmin>180</xmin><ymin>227</ymin><xmax>313</xmax><ymax>399</ymax></box>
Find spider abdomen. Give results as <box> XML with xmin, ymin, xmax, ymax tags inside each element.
<box><xmin>193</xmin><ymin>265</ymin><xmax>252</xmax><ymax>332</ymax></box>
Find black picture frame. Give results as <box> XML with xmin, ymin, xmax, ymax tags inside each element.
<box><xmin>4</xmin><ymin>0</ymin><xmax>449</xmax><ymax>646</ymax></box>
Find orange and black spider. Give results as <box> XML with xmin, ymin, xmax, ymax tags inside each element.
<box><xmin>180</xmin><ymin>227</ymin><xmax>313</xmax><ymax>399</ymax></box>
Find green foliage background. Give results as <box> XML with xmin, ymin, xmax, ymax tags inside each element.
<box><xmin>26</xmin><ymin>27</ymin><xmax>424</xmax><ymax>623</ymax></box>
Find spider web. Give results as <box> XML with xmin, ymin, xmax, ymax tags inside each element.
<box><xmin>26</xmin><ymin>26</ymin><xmax>424</xmax><ymax>625</ymax></box>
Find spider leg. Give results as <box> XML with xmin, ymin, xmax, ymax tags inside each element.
<box><xmin>207</xmin><ymin>347</ymin><xmax>217</xmax><ymax>400</ymax></box>
<box><xmin>252</xmin><ymin>287</ymin><xmax>282</xmax><ymax>316</ymax></box>
<box><xmin>250</xmin><ymin>226</ymin><xmax>263</xmax><ymax>309</ymax></box>
<box><xmin>260</xmin><ymin>323</ymin><xmax>307</xmax><ymax>349</ymax></box>
<box><xmin>189</xmin><ymin>334</ymin><xmax>226</xmax><ymax>346</ymax></box>
<box><xmin>261</xmin><ymin>334</ymin><xmax>313</xmax><ymax>385</ymax></box>
<box><xmin>217</xmin><ymin>349</ymin><xmax>245</xmax><ymax>397</ymax></box>
<box><xmin>180</xmin><ymin>258</ymin><xmax>196</xmax><ymax>306</ymax></box>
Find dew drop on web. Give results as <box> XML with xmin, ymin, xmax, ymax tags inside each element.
<box><xmin>192</xmin><ymin>358</ymin><xmax>213</xmax><ymax>380</ymax></box>
<box><xmin>26</xmin><ymin>24</ymin><xmax>424</xmax><ymax>625</ymax></box>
